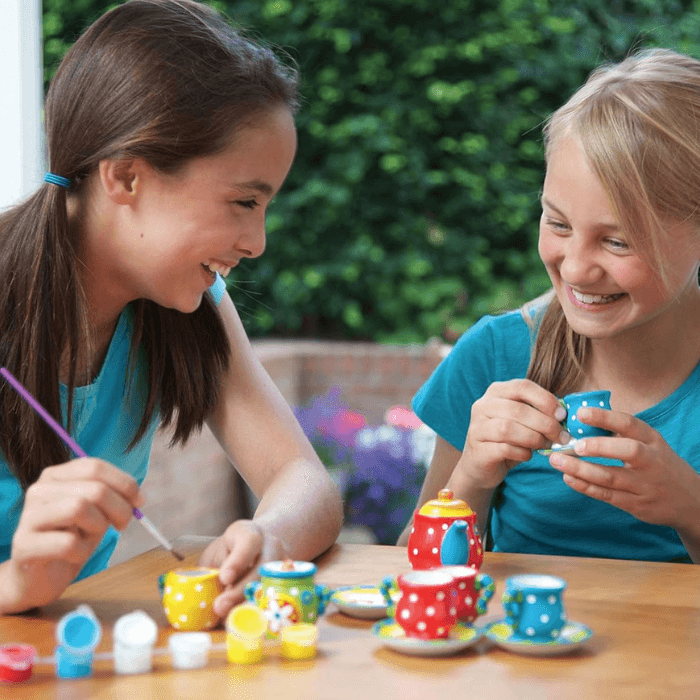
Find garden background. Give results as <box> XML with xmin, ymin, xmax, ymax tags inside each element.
<box><xmin>41</xmin><ymin>0</ymin><xmax>700</xmax><ymax>549</ymax></box>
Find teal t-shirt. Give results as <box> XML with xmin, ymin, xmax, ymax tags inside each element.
<box><xmin>0</xmin><ymin>274</ymin><xmax>227</xmax><ymax>580</ymax></box>
<box><xmin>413</xmin><ymin>309</ymin><xmax>700</xmax><ymax>562</ymax></box>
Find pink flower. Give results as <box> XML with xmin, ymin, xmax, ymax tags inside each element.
<box><xmin>319</xmin><ymin>410</ymin><xmax>367</xmax><ymax>445</ymax></box>
<box><xmin>384</xmin><ymin>405</ymin><xmax>423</xmax><ymax>429</ymax></box>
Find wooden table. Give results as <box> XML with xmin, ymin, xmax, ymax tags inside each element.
<box><xmin>2</xmin><ymin>541</ymin><xmax>700</xmax><ymax>699</ymax></box>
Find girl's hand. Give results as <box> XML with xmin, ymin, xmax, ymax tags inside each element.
<box><xmin>4</xmin><ymin>459</ymin><xmax>142</xmax><ymax>612</ymax></box>
<box><xmin>457</xmin><ymin>379</ymin><xmax>570</xmax><ymax>489</ymax></box>
<box><xmin>199</xmin><ymin>520</ymin><xmax>289</xmax><ymax>618</ymax></box>
<box><xmin>548</xmin><ymin>407</ymin><xmax>700</xmax><ymax>528</ymax></box>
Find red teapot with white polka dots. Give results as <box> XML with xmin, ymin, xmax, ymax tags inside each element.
<box><xmin>407</xmin><ymin>489</ymin><xmax>483</xmax><ymax>570</ymax></box>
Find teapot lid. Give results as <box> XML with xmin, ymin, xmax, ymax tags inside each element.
<box><xmin>259</xmin><ymin>560</ymin><xmax>317</xmax><ymax>579</ymax></box>
<box><xmin>418</xmin><ymin>489</ymin><xmax>473</xmax><ymax>518</ymax></box>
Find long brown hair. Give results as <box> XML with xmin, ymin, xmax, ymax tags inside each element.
<box><xmin>0</xmin><ymin>0</ymin><xmax>299</xmax><ymax>489</ymax></box>
<box><xmin>526</xmin><ymin>48</ymin><xmax>700</xmax><ymax>395</ymax></box>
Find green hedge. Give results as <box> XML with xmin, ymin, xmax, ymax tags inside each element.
<box><xmin>43</xmin><ymin>0</ymin><xmax>700</xmax><ymax>342</ymax></box>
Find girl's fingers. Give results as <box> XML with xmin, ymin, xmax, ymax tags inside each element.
<box><xmin>549</xmin><ymin>452</ymin><xmax>638</xmax><ymax>496</ymax></box>
<box><xmin>573</xmin><ymin>434</ymin><xmax>649</xmax><ymax>465</ymax></box>
<box><xmin>482</xmin><ymin>396</ymin><xmax>569</xmax><ymax>447</ymax></box>
<box><xmin>217</xmin><ymin>522</ymin><xmax>264</xmax><ymax>587</ymax></box>
<box><xmin>19</xmin><ymin>494</ymin><xmax>111</xmax><ymax>537</ymax></box>
<box><xmin>574</xmin><ymin>407</ymin><xmax>652</xmax><ymax>442</ymax></box>
<box><xmin>24</xmin><ymin>480</ymin><xmax>135</xmax><ymax>531</ymax></box>
<box><xmin>213</xmin><ymin>571</ymin><xmax>257</xmax><ymax>617</ymax></box>
<box><xmin>40</xmin><ymin>459</ymin><xmax>143</xmax><ymax>507</ymax></box>
<box><xmin>12</xmin><ymin>529</ymin><xmax>96</xmax><ymax>566</ymax></box>
<box><xmin>488</xmin><ymin>379</ymin><xmax>567</xmax><ymax>421</ymax></box>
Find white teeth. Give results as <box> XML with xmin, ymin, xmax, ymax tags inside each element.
<box><xmin>203</xmin><ymin>261</ymin><xmax>231</xmax><ymax>278</ymax></box>
<box><xmin>571</xmin><ymin>288</ymin><xmax>623</xmax><ymax>305</ymax></box>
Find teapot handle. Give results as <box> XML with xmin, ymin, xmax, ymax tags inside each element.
<box><xmin>502</xmin><ymin>588</ymin><xmax>522</xmax><ymax>628</ymax></box>
<box><xmin>244</xmin><ymin>580</ymin><xmax>261</xmax><ymax>604</ymax></box>
<box><xmin>474</xmin><ymin>573</ymin><xmax>495</xmax><ymax>615</ymax></box>
<box><xmin>380</xmin><ymin>576</ymin><xmax>399</xmax><ymax>617</ymax></box>
<box><xmin>315</xmin><ymin>584</ymin><xmax>332</xmax><ymax>616</ymax></box>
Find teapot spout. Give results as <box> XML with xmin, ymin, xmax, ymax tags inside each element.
<box><xmin>439</xmin><ymin>520</ymin><xmax>470</xmax><ymax>566</ymax></box>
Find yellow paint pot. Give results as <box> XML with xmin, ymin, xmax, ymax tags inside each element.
<box><xmin>225</xmin><ymin>604</ymin><xmax>267</xmax><ymax>665</ymax></box>
<box><xmin>279</xmin><ymin>623</ymin><xmax>318</xmax><ymax>660</ymax></box>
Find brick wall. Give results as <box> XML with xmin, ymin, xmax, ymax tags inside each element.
<box><xmin>111</xmin><ymin>338</ymin><xmax>450</xmax><ymax>564</ymax></box>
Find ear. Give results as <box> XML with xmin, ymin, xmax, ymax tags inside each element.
<box><xmin>97</xmin><ymin>159</ymin><xmax>143</xmax><ymax>204</ymax></box>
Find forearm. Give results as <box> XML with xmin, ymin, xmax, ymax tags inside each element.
<box><xmin>250</xmin><ymin>457</ymin><xmax>343</xmax><ymax>561</ymax></box>
<box><xmin>0</xmin><ymin>559</ymin><xmax>74</xmax><ymax>614</ymax></box>
<box><xmin>444</xmin><ymin>471</ymin><xmax>495</xmax><ymax>536</ymax></box>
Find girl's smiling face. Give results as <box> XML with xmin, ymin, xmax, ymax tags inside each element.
<box><xmin>538</xmin><ymin>135</ymin><xmax>700</xmax><ymax>342</ymax></box>
<box><xmin>87</xmin><ymin>104</ymin><xmax>297</xmax><ymax>316</ymax></box>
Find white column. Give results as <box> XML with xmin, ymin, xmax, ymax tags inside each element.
<box><xmin>0</xmin><ymin>0</ymin><xmax>44</xmax><ymax>210</ymax></box>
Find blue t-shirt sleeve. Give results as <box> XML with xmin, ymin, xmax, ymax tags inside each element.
<box><xmin>412</xmin><ymin>316</ymin><xmax>500</xmax><ymax>451</ymax></box>
<box><xmin>412</xmin><ymin>312</ymin><xmax>532</xmax><ymax>452</ymax></box>
<box><xmin>208</xmin><ymin>273</ymin><xmax>227</xmax><ymax>306</ymax></box>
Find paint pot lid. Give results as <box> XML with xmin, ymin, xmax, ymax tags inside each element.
<box><xmin>259</xmin><ymin>560</ymin><xmax>316</xmax><ymax>579</ymax></box>
<box><xmin>226</xmin><ymin>604</ymin><xmax>268</xmax><ymax>638</ymax></box>
<box><xmin>0</xmin><ymin>644</ymin><xmax>36</xmax><ymax>681</ymax></box>
<box><xmin>56</xmin><ymin>605</ymin><xmax>102</xmax><ymax>653</ymax></box>
<box><xmin>113</xmin><ymin>610</ymin><xmax>158</xmax><ymax>647</ymax></box>
<box><xmin>418</xmin><ymin>489</ymin><xmax>473</xmax><ymax>518</ymax></box>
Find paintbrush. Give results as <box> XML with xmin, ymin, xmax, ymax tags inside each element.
<box><xmin>0</xmin><ymin>367</ymin><xmax>184</xmax><ymax>561</ymax></box>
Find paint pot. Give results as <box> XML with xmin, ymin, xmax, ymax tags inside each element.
<box><xmin>0</xmin><ymin>644</ymin><xmax>36</xmax><ymax>683</ymax></box>
<box><xmin>55</xmin><ymin>605</ymin><xmax>102</xmax><ymax>678</ymax></box>
<box><xmin>168</xmin><ymin>632</ymin><xmax>212</xmax><ymax>670</ymax></box>
<box><xmin>279</xmin><ymin>624</ymin><xmax>318</xmax><ymax>660</ymax></box>
<box><xmin>225</xmin><ymin>603</ymin><xmax>267</xmax><ymax>664</ymax></box>
<box><xmin>113</xmin><ymin>610</ymin><xmax>158</xmax><ymax>674</ymax></box>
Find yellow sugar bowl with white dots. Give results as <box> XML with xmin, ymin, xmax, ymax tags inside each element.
<box><xmin>158</xmin><ymin>568</ymin><xmax>223</xmax><ymax>631</ymax></box>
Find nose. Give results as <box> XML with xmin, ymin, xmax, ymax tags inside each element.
<box><xmin>236</xmin><ymin>214</ymin><xmax>266</xmax><ymax>259</ymax></box>
<box><xmin>557</xmin><ymin>234</ymin><xmax>602</xmax><ymax>287</ymax></box>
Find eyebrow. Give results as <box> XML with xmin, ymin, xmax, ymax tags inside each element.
<box><xmin>541</xmin><ymin>197</ymin><xmax>619</xmax><ymax>231</ymax></box>
<box><xmin>236</xmin><ymin>180</ymin><xmax>274</xmax><ymax>196</ymax></box>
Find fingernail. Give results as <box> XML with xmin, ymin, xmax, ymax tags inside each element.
<box><xmin>550</xmin><ymin>453</ymin><xmax>563</xmax><ymax>466</ymax></box>
<box><xmin>559</xmin><ymin>430</ymin><xmax>571</xmax><ymax>444</ymax></box>
<box><xmin>574</xmin><ymin>440</ymin><xmax>586</xmax><ymax>454</ymax></box>
<box><xmin>554</xmin><ymin>406</ymin><xmax>567</xmax><ymax>422</ymax></box>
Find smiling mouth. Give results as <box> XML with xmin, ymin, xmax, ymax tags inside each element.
<box><xmin>570</xmin><ymin>287</ymin><xmax>625</xmax><ymax>305</ymax></box>
<box><xmin>201</xmin><ymin>261</ymin><xmax>232</xmax><ymax>278</ymax></box>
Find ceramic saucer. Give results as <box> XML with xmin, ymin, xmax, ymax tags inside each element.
<box><xmin>537</xmin><ymin>439</ymin><xmax>579</xmax><ymax>456</ymax></box>
<box><xmin>371</xmin><ymin>619</ymin><xmax>481</xmax><ymax>657</ymax></box>
<box><xmin>484</xmin><ymin>619</ymin><xmax>593</xmax><ymax>656</ymax></box>
<box><xmin>331</xmin><ymin>586</ymin><xmax>395</xmax><ymax>620</ymax></box>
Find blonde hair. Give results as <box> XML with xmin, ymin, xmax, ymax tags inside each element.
<box><xmin>526</xmin><ymin>48</ymin><xmax>700</xmax><ymax>394</ymax></box>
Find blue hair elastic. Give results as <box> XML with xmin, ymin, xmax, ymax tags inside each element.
<box><xmin>44</xmin><ymin>172</ymin><xmax>70</xmax><ymax>189</ymax></box>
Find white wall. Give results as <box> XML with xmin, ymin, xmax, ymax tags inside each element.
<box><xmin>0</xmin><ymin>0</ymin><xmax>44</xmax><ymax>210</ymax></box>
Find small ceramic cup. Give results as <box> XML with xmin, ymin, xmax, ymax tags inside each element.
<box><xmin>439</xmin><ymin>565</ymin><xmax>495</xmax><ymax>624</ymax></box>
<box><xmin>502</xmin><ymin>574</ymin><xmax>567</xmax><ymax>641</ymax></box>
<box><xmin>380</xmin><ymin>569</ymin><xmax>458</xmax><ymax>640</ymax></box>
<box><xmin>158</xmin><ymin>567</ymin><xmax>223</xmax><ymax>631</ymax></box>
<box><xmin>561</xmin><ymin>390</ymin><xmax>612</xmax><ymax>439</ymax></box>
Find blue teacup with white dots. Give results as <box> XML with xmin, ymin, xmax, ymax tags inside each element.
<box><xmin>561</xmin><ymin>390</ymin><xmax>612</xmax><ymax>440</ymax></box>
<box><xmin>502</xmin><ymin>574</ymin><xmax>567</xmax><ymax>641</ymax></box>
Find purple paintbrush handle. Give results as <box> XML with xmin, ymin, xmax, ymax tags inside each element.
<box><xmin>0</xmin><ymin>367</ymin><xmax>88</xmax><ymax>459</ymax></box>
<box><xmin>0</xmin><ymin>367</ymin><xmax>142</xmax><ymax>519</ymax></box>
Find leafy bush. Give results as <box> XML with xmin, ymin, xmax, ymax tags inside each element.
<box><xmin>43</xmin><ymin>0</ymin><xmax>700</xmax><ymax>342</ymax></box>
